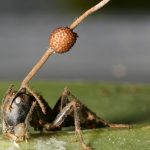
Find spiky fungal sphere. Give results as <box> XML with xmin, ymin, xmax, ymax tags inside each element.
<box><xmin>49</xmin><ymin>27</ymin><xmax>77</xmax><ymax>54</ymax></box>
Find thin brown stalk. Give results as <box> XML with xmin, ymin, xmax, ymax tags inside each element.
<box><xmin>69</xmin><ymin>0</ymin><xmax>110</xmax><ymax>30</ymax></box>
<box><xmin>21</xmin><ymin>47</ymin><xmax>54</xmax><ymax>88</ymax></box>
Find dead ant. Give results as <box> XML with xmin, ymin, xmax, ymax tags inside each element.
<box><xmin>2</xmin><ymin>85</ymin><xmax>129</xmax><ymax>150</ymax></box>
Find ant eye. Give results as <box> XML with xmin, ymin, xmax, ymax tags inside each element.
<box><xmin>15</xmin><ymin>97</ymin><xmax>21</xmax><ymax>104</ymax></box>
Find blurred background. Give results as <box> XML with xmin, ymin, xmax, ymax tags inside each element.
<box><xmin>0</xmin><ymin>0</ymin><xmax>150</xmax><ymax>83</ymax></box>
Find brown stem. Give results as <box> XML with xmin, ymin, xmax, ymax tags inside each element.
<box><xmin>21</xmin><ymin>47</ymin><xmax>54</xmax><ymax>88</ymax></box>
<box><xmin>69</xmin><ymin>0</ymin><xmax>110</xmax><ymax>30</ymax></box>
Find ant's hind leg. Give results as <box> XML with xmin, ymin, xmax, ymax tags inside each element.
<box><xmin>65</xmin><ymin>88</ymin><xmax>130</xmax><ymax>129</ymax></box>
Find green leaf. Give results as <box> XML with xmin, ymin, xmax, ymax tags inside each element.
<box><xmin>0</xmin><ymin>81</ymin><xmax>150</xmax><ymax>150</ymax></box>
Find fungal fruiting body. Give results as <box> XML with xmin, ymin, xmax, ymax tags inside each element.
<box><xmin>49</xmin><ymin>27</ymin><xmax>77</xmax><ymax>54</ymax></box>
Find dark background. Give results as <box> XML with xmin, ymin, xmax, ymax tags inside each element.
<box><xmin>0</xmin><ymin>0</ymin><xmax>150</xmax><ymax>83</ymax></box>
<box><xmin>0</xmin><ymin>0</ymin><xmax>150</xmax><ymax>12</ymax></box>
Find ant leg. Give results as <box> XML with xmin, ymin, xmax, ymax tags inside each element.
<box><xmin>52</xmin><ymin>88</ymin><xmax>70</xmax><ymax>118</ymax></box>
<box><xmin>73</xmin><ymin>102</ymin><xmax>93</xmax><ymax>150</ymax></box>
<box><xmin>51</xmin><ymin>100</ymin><xmax>93</xmax><ymax>150</ymax></box>
<box><xmin>52</xmin><ymin>88</ymin><xmax>77</xmax><ymax>127</ymax></box>
<box><xmin>66</xmin><ymin>89</ymin><xmax>130</xmax><ymax>129</ymax></box>
<box><xmin>52</xmin><ymin>87</ymin><xmax>84</xmax><ymax>127</ymax></box>
<box><xmin>25</xmin><ymin>85</ymin><xmax>46</xmax><ymax>114</ymax></box>
<box><xmin>38</xmin><ymin>104</ymin><xmax>71</xmax><ymax>132</ymax></box>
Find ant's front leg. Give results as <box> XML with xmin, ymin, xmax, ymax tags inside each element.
<box><xmin>23</xmin><ymin>85</ymin><xmax>47</xmax><ymax>114</ymax></box>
